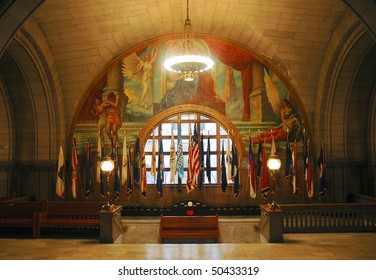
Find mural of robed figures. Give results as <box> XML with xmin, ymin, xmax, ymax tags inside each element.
<box><xmin>76</xmin><ymin>37</ymin><xmax>305</xmax><ymax>146</ymax></box>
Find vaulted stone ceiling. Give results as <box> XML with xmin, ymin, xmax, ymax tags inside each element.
<box><xmin>1</xmin><ymin>0</ymin><xmax>376</xmax><ymax>139</ymax></box>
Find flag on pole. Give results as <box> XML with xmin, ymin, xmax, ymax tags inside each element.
<box><xmin>121</xmin><ymin>135</ymin><xmax>128</xmax><ymax>186</ymax></box>
<box><xmin>285</xmin><ymin>137</ymin><xmax>293</xmax><ymax>180</ymax></box>
<box><xmin>261</xmin><ymin>142</ymin><xmax>269</xmax><ymax>199</ymax></box>
<box><xmin>186</xmin><ymin>124</ymin><xmax>200</xmax><ymax>193</ymax></box>
<box><xmin>176</xmin><ymin>122</ymin><xmax>184</xmax><ymax>180</ymax></box>
<box><xmin>198</xmin><ymin>133</ymin><xmax>204</xmax><ymax>189</ymax></box>
<box><xmin>127</xmin><ymin>146</ymin><xmax>133</xmax><ymax>198</ymax></box>
<box><xmin>169</xmin><ymin>132</ymin><xmax>176</xmax><ymax>183</ymax></box>
<box><xmin>206</xmin><ymin>136</ymin><xmax>211</xmax><ymax>183</ymax></box>
<box><xmin>232</xmin><ymin>143</ymin><xmax>240</xmax><ymax>197</ymax></box>
<box><xmin>141</xmin><ymin>151</ymin><xmax>147</xmax><ymax>197</ymax></box>
<box><xmin>85</xmin><ymin>138</ymin><xmax>94</xmax><ymax>198</ymax></box>
<box><xmin>96</xmin><ymin>132</ymin><xmax>102</xmax><ymax>184</ymax></box>
<box><xmin>221</xmin><ymin>141</ymin><xmax>227</xmax><ymax>193</ymax></box>
<box><xmin>56</xmin><ymin>144</ymin><xmax>66</xmax><ymax>199</ymax></box>
<box><xmin>248</xmin><ymin>137</ymin><xmax>256</xmax><ymax>199</ymax></box>
<box><xmin>257</xmin><ymin>141</ymin><xmax>263</xmax><ymax>178</ymax></box>
<box><xmin>292</xmin><ymin>142</ymin><xmax>298</xmax><ymax>196</ymax></box>
<box><xmin>226</xmin><ymin>132</ymin><xmax>232</xmax><ymax>181</ymax></box>
<box><xmin>71</xmin><ymin>138</ymin><xmax>79</xmax><ymax>199</ymax></box>
<box><xmin>156</xmin><ymin>140</ymin><xmax>164</xmax><ymax>198</ymax></box>
<box><xmin>303</xmin><ymin>136</ymin><xmax>314</xmax><ymax>198</ymax></box>
<box><xmin>134</xmin><ymin>137</ymin><xmax>141</xmax><ymax>186</ymax></box>
<box><xmin>151</xmin><ymin>129</ymin><xmax>157</xmax><ymax>180</ymax></box>
<box><xmin>318</xmin><ymin>142</ymin><xmax>327</xmax><ymax>198</ymax></box>
<box><xmin>111</xmin><ymin>140</ymin><xmax>120</xmax><ymax>200</ymax></box>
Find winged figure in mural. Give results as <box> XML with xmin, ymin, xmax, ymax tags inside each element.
<box><xmin>253</xmin><ymin>68</ymin><xmax>302</xmax><ymax>143</ymax></box>
<box><xmin>121</xmin><ymin>46</ymin><xmax>158</xmax><ymax>109</ymax></box>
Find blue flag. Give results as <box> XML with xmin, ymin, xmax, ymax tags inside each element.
<box><xmin>206</xmin><ymin>136</ymin><xmax>211</xmax><ymax>183</ymax></box>
<box><xmin>257</xmin><ymin>141</ymin><xmax>263</xmax><ymax>177</ymax></box>
<box><xmin>156</xmin><ymin>140</ymin><xmax>164</xmax><ymax>198</ymax></box>
<box><xmin>176</xmin><ymin>121</ymin><xmax>184</xmax><ymax>180</ymax></box>
<box><xmin>85</xmin><ymin>138</ymin><xmax>94</xmax><ymax>198</ymax></box>
<box><xmin>318</xmin><ymin>143</ymin><xmax>327</xmax><ymax>198</ymax></box>
<box><xmin>127</xmin><ymin>146</ymin><xmax>133</xmax><ymax>198</ymax></box>
<box><xmin>221</xmin><ymin>142</ymin><xmax>227</xmax><ymax>193</ymax></box>
<box><xmin>134</xmin><ymin>137</ymin><xmax>141</xmax><ymax>185</ymax></box>
<box><xmin>232</xmin><ymin>143</ymin><xmax>239</xmax><ymax>198</ymax></box>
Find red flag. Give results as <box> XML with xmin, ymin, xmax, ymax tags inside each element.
<box><xmin>292</xmin><ymin>142</ymin><xmax>298</xmax><ymax>195</ymax></box>
<box><xmin>56</xmin><ymin>144</ymin><xmax>66</xmax><ymax>199</ymax></box>
<box><xmin>186</xmin><ymin>124</ymin><xmax>200</xmax><ymax>193</ymax></box>
<box><xmin>71</xmin><ymin>138</ymin><xmax>79</xmax><ymax>199</ymax></box>
<box><xmin>261</xmin><ymin>143</ymin><xmax>269</xmax><ymax>199</ymax></box>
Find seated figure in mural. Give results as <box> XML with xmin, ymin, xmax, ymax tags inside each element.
<box><xmin>92</xmin><ymin>97</ymin><xmax>107</xmax><ymax>146</ymax></box>
<box><xmin>253</xmin><ymin>69</ymin><xmax>303</xmax><ymax>143</ymax></box>
<box><xmin>105</xmin><ymin>91</ymin><xmax>122</xmax><ymax>146</ymax></box>
<box><xmin>157</xmin><ymin>72</ymin><xmax>224</xmax><ymax>113</ymax></box>
<box><xmin>253</xmin><ymin>99</ymin><xmax>302</xmax><ymax>143</ymax></box>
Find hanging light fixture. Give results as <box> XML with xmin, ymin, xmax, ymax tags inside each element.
<box><xmin>163</xmin><ymin>0</ymin><xmax>214</xmax><ymax>81</ymax></box>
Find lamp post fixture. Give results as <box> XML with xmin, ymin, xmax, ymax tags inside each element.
<box><xmin>267</xmin><ymin>154</ymin><xmax>281</xmax><ymax>211</ymax></box>
<box><xmin>100</xmin><ymin>156</ymin><xmax>115</xmax><ymax>211</ymax></box>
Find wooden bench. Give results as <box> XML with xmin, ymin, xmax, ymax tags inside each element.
<box><xmin>0</xmin><ymin>201</ymin><xmax>43</xmax><ymax>238</ymax></box>
<box><xmin>159</xmin><ymin>215</ymin><xmax>219</xmax><ymax>243</ymax></box>
<box><xmin>36</xmin><ymin>200</ymin><xmax>104</xmax><ymax>238</ymax></box>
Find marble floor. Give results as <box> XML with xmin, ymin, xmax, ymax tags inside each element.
<box><xmin>0</xmin><ymin>216</ymin><xmax>376</xmax><ymax>260</ymax></box>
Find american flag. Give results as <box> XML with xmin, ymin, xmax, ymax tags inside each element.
<box><xmin>186</xmin><ymin>124</ymin><xmax>200</xmax><ymax>193</ymax></box>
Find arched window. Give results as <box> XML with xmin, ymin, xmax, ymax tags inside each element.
<box><xmin>139</xmin><ymin>105</ymin><xmax>245</xmax><ymax>188</ymax></box>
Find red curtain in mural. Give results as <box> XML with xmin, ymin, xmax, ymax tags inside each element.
<box><xmin>204</xmin><ymin>38</ymin><xmax>254</xmax><ymax>121</ymax></box>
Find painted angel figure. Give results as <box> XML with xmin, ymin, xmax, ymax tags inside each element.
<box><xmin>122</xmin><ymin>45</ymin><xmax>158</xmax><ymax>109</ymax></box>
<box><xmin>253</xmin><ymin>68</ymin><xmax>302</xmax><ymax>143</ymax></box>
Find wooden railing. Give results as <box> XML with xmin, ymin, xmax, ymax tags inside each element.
<box><xmin>281</xmin><ymin>203</ymin><xmax>376</xmax><ymax>233</ymax></box>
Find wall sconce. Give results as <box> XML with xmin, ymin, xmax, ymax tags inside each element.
<box><xmin>100</xmin><ymin>156</ymin><xmax>115</xmax><ymax>211</ymax></box>
<box><xmin>267</xmin><ymin>154</ymin><xmax>281</xmax><ymax>210</ymax></box>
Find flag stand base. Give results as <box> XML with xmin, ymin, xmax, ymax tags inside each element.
<box><xmin>254</xmin><ymin>204</ymin><xmax>283</xmax><ymax>243</ymax></box>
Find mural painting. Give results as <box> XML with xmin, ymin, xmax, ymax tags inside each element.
<box><xmin>73</xmin><ymin>37</ymin><xmax>307</xmax><ymax>203</ymax></box>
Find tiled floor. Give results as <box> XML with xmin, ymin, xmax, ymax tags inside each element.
<box><xmin>0</xmin><ymin>216</ymin><xmax>375</xmax><ymax>260</ymax></box>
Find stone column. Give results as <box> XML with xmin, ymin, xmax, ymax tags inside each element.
<box><xmin>249</xmin><ymin>61</ymin><xmax>266</xmax><ymax>122</ymax></box>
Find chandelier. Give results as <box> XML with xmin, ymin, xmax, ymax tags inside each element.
<box><xmin>163</xmin><ymin>0</ymin><xmax>214</xmax><ymax>81</ymax></box>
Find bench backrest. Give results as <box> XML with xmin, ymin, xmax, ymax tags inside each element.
<box><xmin>0</xmin><ymin>201</ymin><xmax>43</xmax><ymax>217</ymax></box>
<box><xmin>160</xmin><ymin>215</ymin><xmax>218</xmax><ymax>229</ymax></box>
<box><xmin>42</xmin><ymin>201</ymin><xmax>103</xmax><ymax>217</ymax></box>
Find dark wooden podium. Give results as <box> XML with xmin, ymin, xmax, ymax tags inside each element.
<box><xmin>100</xmin><ymin>205</ymin><xmax>123</xmax><ymax>243</ymax></box>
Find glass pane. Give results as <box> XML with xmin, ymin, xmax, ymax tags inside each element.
<box><xmin>207</xmin><ymin>137</ymin><xmax>217</xmax><ymax>151</ymax></box>
<box><xmin>168</xmin><ymin>116</ymin><xmax>178</xmax><ymax>121</ymax></box>
<box><xmin>163</xmin><ymin>139</ymin><xmax>171</xmax><ymax>152</ymax></box>
<box><xmin>220</xmin><ymin>126</ymin><xmax>228</xmax><ymax>135</ymax></box>
<box><xmin>200</xmin><ymin>122</ymin><xmax>216</xmax><ymax>135</ymax></box>
<box><xmin>164</xmin><ymin>155</ymin><xmax>170</xmax><ymax>168</ymax></box>
<box><xmin>146</xmin><ymin>171</ymin><xmax>156</xmax><ymax>184</ymax></box>
<box><xmin>200</xmin><ymin>115</ymin><xmax>209</xmax><ymax>120</ymax></box>
<box><xmin>150</xmin><ymin>127</ymin><xmax>158</xmax><ymax>136</ymax></box>
<box><xmin>181</xmin><ymin>114</ymin><xmax>197</xmax><ymax>120</ymax></box>
<box><xmin>182</xmin><ymin>139</ymin><xmax>190</xmax><ymax>152</ymax></box>
<box><xmin>161</xmin><ymin>123</ymin><xmax>173</xmax><ymax>136</ymax></box>
<box><xmin>205</xmin><ymin>171</ymin><xmax>217</xmax><ymax>184</ymax></box>
<box><xmin>145</xmin><ymin>155</ymin><xmax>152</xmax><ymax>168</ymax></box>
<box><xmin>180</xmin><ymin>123</ymin><xmax>190</xmax><ymax>136</ymax></box>
<box><xmin>145</xmin><ymin>138</ymin><xmax>158</xmax><ymax>153</ymax></box>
